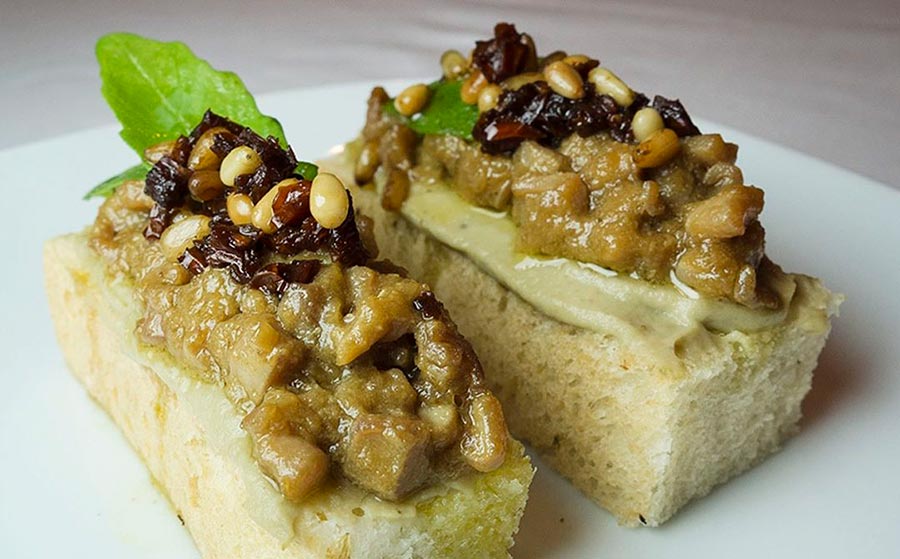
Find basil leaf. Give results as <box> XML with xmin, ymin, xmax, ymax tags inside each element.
<box><xmin>385</xmin><ymin>80</ymin><xmax>479</xmax><ymax>141</ymax></box>
<box><xmin>295</xmin><ymin>161</ymin><xmax>319</xmax><ymax>181</ymax></box>
<box><xmin>84</xmin><ymin>162</ymin><xmax>152</xmax><ymax>200</ymax></box>
<box><xmin>96</xmin><ymin>33</ymin><xmax>286</xmax><ymax>155</ymax></box>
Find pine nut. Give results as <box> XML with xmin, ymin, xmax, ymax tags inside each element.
<box><xmin>188</xmin><ymin>126</ymin><xmax>229</xmax><ymax>171</ymax></box>
<box><xmin>543</xmin><ymin>61</ymin><xmax>585</xmax><ymax>100</ymax></box>
<box><xmin>381</xmin><ymin>169</ymin><xmax>410</xmax><ymax>211</ymax></box>
<box><xmin>159</xmin><ymin>215</ymin><xmax>210</xmax><ymax>260</ymax></box>
<box><xmin>641</xmin><ymin>180</ymin><xmax>665</xmax><ymax>217</ymax></box>
<box><xmin>461</xmin><ymin>391</ymin><xmax>508</xmax><ymax>472</ymax></box>
<box><xmin>540</xmin><ymin>50</ymin><xmax>567</xmax><ymax>67</ymax></box>
<box><xmin>310</xmin><ymin>173</ymin><xmax>350</xmax><ymax>229</ymax></box>
<box><xmin>188</xmin><ymin>170</ymin><xmax>225</xmax><ymax>201</ymax></box>
<box><xmin>144</xmin><ymin>140</ymin><xmax>177</xmax><ymax>164</ymax></box>
<box><xmin>477</xmin><ymin>84</ymin><xmax>503</xmax><ymax>113</ymax></box>
<box><xmin>562</xmin><ymin>54</ymin><xmax>591</xmax><ymax>66</ymax></box>
<box><xmin>631</xmin><ymin>107</ymin><xmax>665</xmax><ymax>143</ymax></box>
<box><xmin>354</xmin><ymin>140</ymin><xmax>380</xmax><ymax>185</ymax></box>
<box><xmin>220</xmin><ymin>146</ymin><xmax>262</xmax><ymax>187</ymax></box>
<box><xmin>501</xmin><ymin>72</ymin><xmax>544</xmax><ymax>91</ymax></box>
<box><xmin>588</xmin><ymin>67</ymin><xmax>635</xmax><ymax>107</ymax></box>
<box><xmin>226</xmin><ymin>193</ymin><xmax>254</xmax><ymax>225</ymax></box>
<box><xmin>394</xmin><ymin>83</ymin><xmax>430</xmax><ymax>117</ymax></box>
<box><xmin>252</xmin><ymin>178</ymin><xmax>298</xmax><ymax>233</ymax></box>
<box><xmin>440</xmin><ymin>49</ymin><xmax>469</xmax><ymax>80</ymax></box>
<box><xmin>633</xmin><ymin>128</ymin><xmax>681</xmax><ymax>168</ymax></box>
<box><xmin>460</xmin><ymin>70</ymin><xmax>488</xmax><ymax>105</ymax></box>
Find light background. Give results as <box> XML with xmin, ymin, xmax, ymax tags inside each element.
<box><xmin>2</xmin><ymin>3</ymin><xmax>900</xmax><ymax>557</ymax></box>
<box><xmin>2</xmin><ymin>0</ymin><xmax>899</xmax><ymax>189</ymax></box>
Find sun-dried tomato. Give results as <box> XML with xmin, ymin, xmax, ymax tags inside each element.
<box><xmin>144</xmin><ymin>156</ymin><xmax>190</xmax><ymax>208</ymax></box>
<box><xmin>471</xmin><ymin>23</ymin><xmax>538</xmax><ymax>84</ymax></box>
<box><xmin>412</xmin><ymin>291</ymin><xmax>443</xmax><ymax>320</ymax></box>
<box><xmin>651</xmin><ymin>96</ymin><xmax>700</xmax><ymax>137</ymax></box>
<box><xmin>141</xmin><ymin>110</ymin><xmax>370</xmax><ymax>295</ymax></box>
<box><xmin>249</xmin><ymin>260</ymin><xmax>321</xmax><ymax>296</ymax></box>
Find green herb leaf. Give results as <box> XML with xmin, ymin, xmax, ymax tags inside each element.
<box><xmin>96</xmin><ymin>33</ymin><xmax>285</xmax><ymax>155</ymax></box>
<box><xmin>84</xmin><ymin>162</ymin><xmax>152</xmax><ymax>200</ymax></box>
<box><xmin>295</xmin><ymin>161</ymin><xmax>319</xmax><ymax>181</ymax></box>
<box><xmin>385</xmin><ymin>80</ymin><xmax>479</xmax><ymax>141</ymax></box>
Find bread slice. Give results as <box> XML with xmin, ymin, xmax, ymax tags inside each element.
<box><xmin>325</xmin><ymin>156</ymin><xmax>840</xmax><ymax>527</ymax></box>
<box><xmin>44</xmin><ymin>232</ymin><xmax>533</xmax><ymax>559</ymax></box>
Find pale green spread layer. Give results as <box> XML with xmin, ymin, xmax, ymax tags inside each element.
<box><xmin>329</xmin><ymin>147</ymin><xmax>798</xmax><ymax>369</ymax></box>
<box><xmin>92</xmin><ymin>241</ymin><xmax>413</xmax><ymax>541</ymax></box>
<box><xmin>77</xmin><ymin>234</ymin><xmax>519</xmax><ymax>545</ymax></box>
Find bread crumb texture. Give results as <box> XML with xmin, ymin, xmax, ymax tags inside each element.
<box><xmin>350</xmin><ymin>182</ymin><xmax>839</xmax><ymax>527</ymax></box>
<box><xmin>44</xmin><ymin>233</ymin><xmax>533</xmax><ymax>558</ymax></box>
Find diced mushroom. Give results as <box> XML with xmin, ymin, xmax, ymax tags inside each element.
<box><xmin>254</xmin><ymin>434</ymin><xmax>329</xmax><ymax>502</ymax></box>
<box><xmin>511</xmin><ymin>172</ymin><xmax>589</xmax><ymax>208</ymax></box>
<box><xmin>681</xmin><ymin>134</ymin><xmax>738</xmax><ymax>167</ymax></box>
<box><xmin>362</xmin><ymin>87</ymin><xmax>392</xmax><ymax>140</ymax></box>
<box><xmin>512</xmin><ymin>141</ymin><xmax>570</xmax><ymax>180</ymax></box>
<box><xmin>332</xmin><ymin>266</ymin><xmax>422</xmax><ymax>365</ymax></box>
<box><xmin>412</xmin><ymin>317</ymin><xmax>478</xmax><ymax>397</ymax></box>
<box><xmin>343</xmin><ymin>413</ymin><xmax>431</xmax><ymax>501</ymax></box>
<box><xmin>208</xmin><ymin>314</ymin><xmax>306</xmax><ymax>404</ymax></box>
<box><xmin>242</xmin><ymin>389</ymin><xmax>329</xmax><ymax>502</ymax></box>
<box><xmin>334</xmin><ymin>368</ymin><xmax>419</xmax><ymax>416</ymax></box>
<box><xmin>685</xmin><ymin>184</ymin><xmax>764</xmax><ymax>239</ymax></box>
<box><xmin>378</xmin><ymin>124</ymin><xmax>417</xmax><ymax>171</ymax></box>
<box><xmin>703</xmin><ymin>162</ymin><xmax>744</xmax><ymax>189</ymax></box>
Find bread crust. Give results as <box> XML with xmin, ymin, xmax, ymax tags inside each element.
<box><xmin>44</xmin><ymin>233</ymin><xmax>533</xmax><ymax>558</ymax></box>
<box><xmin>346</xmin><ymin>179</ymin><xmax>840</xmax><ymax>527</ymax></box>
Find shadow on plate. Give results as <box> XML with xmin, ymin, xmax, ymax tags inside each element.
<box><xmin>512</xmin><ymin>454</ymin><xmax>595</xmax><ymax>558</ymax></box>
<box><xmin>510</xmin><ymin>312</ymin><xmax>863</xmax><ymax>556</ymax></box>
<box><xmin>800</xmin><ymin>322</ymin><xmax>865</xmax><ymax>430</ymax></box>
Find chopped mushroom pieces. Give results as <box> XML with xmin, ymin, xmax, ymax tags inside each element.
<box><xmin>90</xmin><ymin>110</ymin><xmax>510</xmax><ymax>502</ymax></box>
<box><xmin>357</xmin><ymin>22</ymin><xmax>779</xmax><ymax>308</ymax></box>
<box><xmin>344</xmin><ymin>413</ymin><xmax>431</xmax><ymax>501</ymax></box>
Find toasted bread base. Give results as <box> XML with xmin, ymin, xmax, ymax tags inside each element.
<box><xmin>44</xmin><ymin>233</ymin><xmax>533</xmax><ymax>558</ymax></box>
<box><xmin>345</xmin><ymin>179</ymin><xmax>840</xmax><ymax>527</ymax></box>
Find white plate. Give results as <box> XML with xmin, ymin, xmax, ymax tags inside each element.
<box><xmin>1</xmin><ymin>80</ymin><xmax>898</xmax><ymax>558</ymax></box>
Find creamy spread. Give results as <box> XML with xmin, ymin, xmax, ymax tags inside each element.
<box><xmin>332</xmin><ymin>146</ymin><xmax>797</xmax><ymax>369</ymax></box>
<box><xmin>85</xmin><ymin>247</ymin><xmax>475</xmax><ymax>543</ymax></box>
<box><xmin>399</xmin><ymin>180</ymin><xmax>794</xmax><ymax>335</ymax></box>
